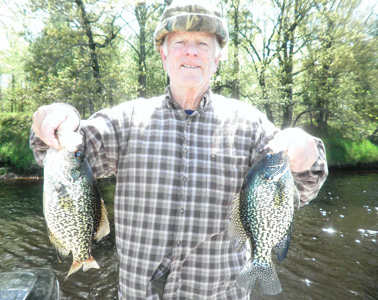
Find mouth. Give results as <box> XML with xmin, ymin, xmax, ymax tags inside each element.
<box><xmin>181</xmin><ymin>64</ymin><xmax>200</xmax><ymax>69</ymax></box>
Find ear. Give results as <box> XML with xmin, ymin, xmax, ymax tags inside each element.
<box><xmin>160</xmin><ymin>46</ymin><xmax>167</xmax><ymax>71</ymax></box>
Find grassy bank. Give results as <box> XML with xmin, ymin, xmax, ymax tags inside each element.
<box><xmin>0</xmin><ymin>114</ymin><xmax>377</xmax><ymax>176</ymax></box>
<box><xmin>322</xmin><ymin>135</ymin><xmax>378</xmax><ymax>169</ymax></box>
<box><xmin>0</xmin><ymin>113</ymin><xmax>41</xmax><ymax>176</ymax></box>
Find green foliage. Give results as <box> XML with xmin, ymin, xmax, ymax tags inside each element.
<box><xmin>0</xmin><ymin>113</ymin><xmax>40</xmax><ymax>174</ymax></box>
<box><xmin>322</xmin><ymin>130</ymin><xmax>378</xmax><ymax>168</ymax></box>
<box><xmin>0</xmin><ymin>0</ymin><xmax>376</xmax><ymax>156</ymax></box>
<box><xmin>297</xmin><ymin>0</ymin><xmax>378</xmax><ymax>136</ymax></box>
<box><xmin>20</xmin><ymin>0</ymin><xmax>141</xmax><ymax>117</ymax></box>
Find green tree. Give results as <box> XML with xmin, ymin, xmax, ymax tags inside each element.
<box><xmin>0</xmin><ymin>36</ymin><xmax>30</xmax><ymax>113</ymax></box>
<box><xmin>26</xmin><ymin>0</ymin><xmax>126</xmax><ymax>115</ymax></box>
<box><xmin>297</xmin><ymin>0</ymin><xmax>377</xmax><ymax>138</ymax></box>
<box><xmin>121</xmin><ymin>0</ymin><xmax>164</xmax><ymax>98</ymax></box>
<box><xmin>273</xmin><ymin>0</ymin><xmax>315</xmax><ymax>128</ymax></box>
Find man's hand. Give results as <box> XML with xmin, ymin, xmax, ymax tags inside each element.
<box><xmin>32</xmin><ymin>103</ymin><xmax>80</xmax><ymax>150</ymax></box>
<box><xmin>266</xmin><ymin>128</ymin><xmax>318</xmax><ymax>173</ymax></box>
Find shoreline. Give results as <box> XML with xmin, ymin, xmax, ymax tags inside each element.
<box><xmin>1</xmin><ymin>164</ymin><xmax>377</xmax><ymax>181</ymax></box>
<box><xmin>0</xmin><ymin>173</ymin><xmax>43</xmax><ymax>181</ymax></box>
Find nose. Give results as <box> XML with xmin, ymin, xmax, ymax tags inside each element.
<box><xmin>185</xmin><ymin>42</ymin><xmax>199</xmax><ymax>57</ymax></box>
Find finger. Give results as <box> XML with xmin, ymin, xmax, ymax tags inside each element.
<box><xmin>57</xmin><ymin>111</ymin><xmax>80</xmax><ymax>132</ymax></box>
<box><xmin>40</xmin><ymin>112</ymin><xmax>66</xmax><ymax>150</ymax></box>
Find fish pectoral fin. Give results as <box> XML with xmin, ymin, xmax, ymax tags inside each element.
<box><xmin>236</xmin><ymin>260</ymin><xmax>282</xmax><ymax>295</ymax></box>
<box><xmin>274</xmin><ymin>222</ymin><xmax>293</xmax><ymax>262</ymax></box>
<box><xmin>65</xmin><ymin>256</ymin><xmax>100</xmax><ymax>279</ymax></box>
<box><xmin>94</xmin><ymin>199</ymin><xmax>110</xmax><ymax>242</ymax></box>
<box><xmin>229</xmin><ymin>194</ymin><xmax>249</xmax><ymax>251</ymax></box>
<box><xmin>47</xmin><ymin>229</ymin><xmax>70</xmax><ymax>262</ymax></box>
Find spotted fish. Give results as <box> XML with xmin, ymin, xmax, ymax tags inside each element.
<box><xmin>43</xmin><ymin>131</ymin><xmax>110</xmax><ymax>278</ymax></box>
<box><xmin>229</xmin><ymin>151</ymin><xmax>299</xmax><ymax>295</ymax></box>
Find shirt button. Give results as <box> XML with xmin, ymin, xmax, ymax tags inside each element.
<box><xmin>181</xmin><ymin>208</ymin><xmax>185</xmax><ymax>215</ymax></box>
<box><xmin>177</xmin><ymin>240</ymin><xmax>182</xmax><ymax>246</ymax></box>
<box><xmin>183</xmin><ymin>176</ymin><xmax>187</xmax><ymax>182</ymax></box>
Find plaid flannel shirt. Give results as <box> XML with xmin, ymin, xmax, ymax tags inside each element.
<box><xmin>30</xmin><ymin>87</ymin><xmax>328</xmax><ymax>299</ymax></box>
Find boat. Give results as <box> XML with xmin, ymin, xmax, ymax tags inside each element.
<box><xmin>0</xmin><ymin>269</ymin><xmax>59</xmax><ymax>300</ymax></box>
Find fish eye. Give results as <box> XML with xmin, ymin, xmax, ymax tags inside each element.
<box><xmin>74</xmin><ymin>151</ymin><xmax>83</xmax><ymax>158</ymax></box>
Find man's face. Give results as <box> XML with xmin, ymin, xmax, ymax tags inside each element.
<box><xmin>160</xmin><ymin>31</ymin><xmax>221</xmax><ymax>91</ymax></box>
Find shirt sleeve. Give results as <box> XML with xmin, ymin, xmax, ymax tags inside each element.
<box><xmin>80</xmin><ymin>100</ymin><xmax>136</xmax><ymax>178</ymax></box>
<box><xmin>249</xmin><ymin>108</ymin><xmax>279</xmax><ymax>166</ymax></box>
<box><xmin>80</xmin><ymin>106</ymin><xmax>127</xmax><ymax>178</ymax></box>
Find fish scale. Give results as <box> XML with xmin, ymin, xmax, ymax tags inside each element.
<box><xmin>229</xmin><ymin>151</ymin><xmax>299</xmax><ymax>295</ymax></box>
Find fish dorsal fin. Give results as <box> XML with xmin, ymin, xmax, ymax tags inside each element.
<box><xmin>229</xmin><ymin>193</ymin><xmax>249</xmax><ymax>251</ymax></box>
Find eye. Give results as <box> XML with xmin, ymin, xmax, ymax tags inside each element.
<box><xmin>266</xmin><ymin>153</ymin><xmax>272</xmax><ymax>159</ymax></box>
<box><xmin>75</xmin><ymin>151</ymin><xmax>83</xmax><ymax>159</ymax></box>
<box><xmin>199</xmin><ymin>41</ymin><xmax>210</xmax><ymax>49</ymax></box>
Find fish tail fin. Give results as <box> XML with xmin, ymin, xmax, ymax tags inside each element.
<box><xmin>236</xmin><ymin>259</ymin><xmax>282</xmax><ymax>295</ymax></box>
<box><xmin>94</xmin><ymin>199</ymin><xmax>110</xmax><ymax>242</ymax></box>
<box><xmin>82</xmin><ymin>256</ymin><xmax>100</xmax><ymax>272</ymax></box>
<box><xmin>229</xmin><ymin>194</ymin><xmax>249</xmax><ymax>250</ymax></box>
<box><xmin>65</xmin><ymin>256</ymin><xmax>100</xmax><ymax>279</ymax></box>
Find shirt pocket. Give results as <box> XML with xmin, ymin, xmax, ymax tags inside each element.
<box><xmin>208</xmin><ymin>153</ymin><xmax>248</xmax><ymax>206</ymax></box>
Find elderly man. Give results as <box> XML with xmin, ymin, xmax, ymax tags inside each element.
<box><xmin>30</xmin><ymin>1</ymin><xmax>328</xmax><ymax>299</ymax></box>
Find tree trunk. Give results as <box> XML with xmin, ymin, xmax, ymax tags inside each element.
<box><xmin>136</xmin><ymin>2</ymin><xmax>147</xmax><ymax>98</ymax></box>
<box><xmin>259</xmin><ymin>73</ymin><xmax>274</xmax><ymax>122</ymax></box>
<box><xmin>280</xmin><ymin>31</ymin><xmax>295</xmax><ymax>129</ymax></box>
<box><xmin>230</xmin><ymin>0</ymin><xmax>240</xmax><ymax>99</ymax></box>
<box><xmin>75</xmin><ymin>0</ymin><xmax>100</xmax><ymax>115</ymax></box>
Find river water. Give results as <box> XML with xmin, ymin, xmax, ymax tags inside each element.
<box><xmin>0</xmin><ymin>170</ymin><xmax>377</xmax><ymax>300</ymax></box>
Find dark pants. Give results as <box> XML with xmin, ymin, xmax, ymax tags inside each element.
<box><xmin>151</xmin><ymin>270</ymin><xmax>169</xmax><ymax>299</ymax></box>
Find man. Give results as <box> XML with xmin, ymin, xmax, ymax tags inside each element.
<box><xmin>30</xmin><ymin>1</ymin><xmax>328</xmax><ymax>299</ymax></box>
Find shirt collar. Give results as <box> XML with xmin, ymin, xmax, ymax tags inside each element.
<box><xmin>164</xmin><ymin>86</ymin><xmax>212</xmax><ymax>115</ymax></box>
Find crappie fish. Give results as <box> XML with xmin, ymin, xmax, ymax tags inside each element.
<box><xmin>43</xmin><ymin>131</ymin><xmax>110</xmax><ymax>279</ymax></box>
<box><xmin>229</xmin><ymin>151</ymin><xmax>299</xmax><ymax>295</ymax></box>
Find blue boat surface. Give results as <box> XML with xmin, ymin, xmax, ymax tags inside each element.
<box><xmin>0</xmin><ymin>269</ymin><xmax>59</xmax><ymax>300</ymax></box>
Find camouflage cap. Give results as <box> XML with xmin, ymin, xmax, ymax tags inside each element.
<box><xmin>154</xmin><ymin>0</ymin><xmax>229</xmax><ymax>51</ymax></box>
